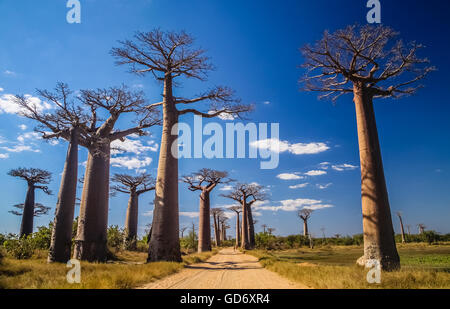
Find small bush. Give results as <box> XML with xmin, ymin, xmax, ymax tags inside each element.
<box><xmin>3</xmin><ymin>236</ymin><xmax>35</xmax><ymax>260</ymax></box>
<box><xmin>107</xmin><ymin>225</ymin><xmax>125</xmax><ymax>251</ymax></box>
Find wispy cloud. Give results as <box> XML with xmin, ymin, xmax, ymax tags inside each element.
<box><xmin>277</xmin><ymin>173</ymin><xmax>304</xmax><ymax>180</ymax></box>
<box><xmin>111</xmin><ymin>135</ymin><xmax>158</xmax><ymax>155</ymax></box>
<box><xmin>180</xmin><ymin>212</ymin><xmax>199</xmax><ymax>218</ymax></box>
<box><xmin>0</xmin><ymin>93</ymin><xmax>52</xmax><ymax>115</ymax></box>
<box><xmin>331</xmin><ymin>164</ymin><xmax>358</xmax><ymax>171</ymax></box>
<box><xmin>4</xmin><ymin>70</ymin><xmax>16</xmax><ymax>76</ymax></box>
<box><xmin>110</xmin><ymin>156</ymin><xmax>152</xmax><ymax>170</ymax></box>
<box><xmin>316</xmin><ymin>183</ymin><xmax>332</xmax><ymax>190</ymax></box>
<box><xmin>305</xmin><ymin>170</ymin><xmax>327</xmax><ymax>176</ymax></box>
<box><xmin>289</xmin><ymin>183</ymin><xmax>309</xmax><ymax>189</ymax></box>
<box><xmin>0</xmin><ymin>153</ymin><xmax>9</xmax><ymax>159</ymax></box>
<box><xmin>254</xmin><ymin>198</ymin><xmax>333</xmax><ymax>212</ymax></box>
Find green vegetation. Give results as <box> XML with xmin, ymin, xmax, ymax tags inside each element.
<box><xmin>247</xmin><ymin>243</ymin><xmax>450</xmax><ymax>289</ymax></box>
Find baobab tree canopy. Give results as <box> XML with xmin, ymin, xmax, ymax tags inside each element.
<box><xmin>111</xmin><ymin>173</ymin><xmax>156</xmax><ymax>195</ymax></box>
<box><xmin>301</xmin><ymin>24</ymin><xmax>435</xmax><ymax>101</ymax></box>
<box><xmin>8</xmin><ymin>168</ymin><xmax>52</xmax><ymax>193</ymax></box>
<box><xmin>9</xmin><ymin>203</ymin><xmax>50</xmax><ymax>217</ymax></box>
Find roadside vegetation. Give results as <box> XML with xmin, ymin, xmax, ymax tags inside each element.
<box><xmin>246</xmin><ymin>242</ymin><xmax>450</xmax><ymax>289</ymax></box>
<box><xmin>0</xmin><ymin>222</ymin><xmax>217</xmax><ymax>289</ymax></box>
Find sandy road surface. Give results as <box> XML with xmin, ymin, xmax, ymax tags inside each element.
<box><xmin>139</xmin><ymin>248</ymin><xmax>308</xmax><ymax>289</ymax></box>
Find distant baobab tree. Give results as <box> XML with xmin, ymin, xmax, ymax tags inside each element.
<box><xmin>112</xmin><ymin>29</ymin><xmax>252</xmax><ymax>262</ymax></box>
<box><xmin>406</xmin><ymin>225</ymin><xmax>411</xmax><ymax>236</ymax></box>
<box><xmin>395</xmin><ymin>212</ymin><xmax>406</xmax><ymax>243</ymax></box>
<box><xmin>267</xmin><ymin>227</ymin><xmax>275</xmax><ymax>235</ymax></box>
<box><xmin>417</xmin><ymin>224</ymin><xmax>426</xmax><ymax>234</ymax></box>
<box><xmin>9</xmin><ymin>203</ymin><xmax>51</xmax><ymax>218</ymax></box>
<box><xmin>229</xmin><ymin>206</ymin><xmax>242</xmax><ymax>248</ymax></box>
<box><xmin>298</xmin><ymin>209</ymin><xmax>313</xmax><ymax>236</ymax></box>
<box><xmin>182</xmin><ymin>169</ymin><xmax>232</xmax><ymax>252</ymax></box>
<box><xmin>111</xmin><ymin>173</ymin><xmax>156</xmax><ymax>250</ymax></box>
<box><xmin>320</xmin><ymin>227</ymin><xmax>326</xmax><ymax>238</ymax></box>
<box><xmin>211</xmin><ymin>208</ymin><xmax>224</xmax><ymax>247</ymax></box>
<box><xmin>8</xmin><ymin>168</ymin><xmax>52</xmax><ymax>238</ymax></box>
<box><xmin>222</xmin><ymin>183</ymin><xmax>267</xmax><ymax>249</ymax></box>
<box><xmin>261</xmin><ymin>224</ymin><xmax>268</xmax><ymax>234</ymax></box>
<box><xmin>14</xmin><ymin>83</ymin><xmax>88</xmax><ymax>262</ymax></box>
<box><xmin>180</xmin><ymin>226</ymin><xmax>188</xmax><ymax>239</ymax></box>
<box><xmin>300</xmin><ymin>24</ymin><xmax>434</xmax><ymax>270</ymax></box>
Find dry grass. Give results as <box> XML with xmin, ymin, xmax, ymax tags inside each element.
<box><xmin>0</xmin><ymin>249</ymin><xmax>218</xmax><ymax>289</ymax></box>
<box><xmin>248</xmin><ymin>244</ymin><xmax>450</xmax><ymax>289</ymax></box>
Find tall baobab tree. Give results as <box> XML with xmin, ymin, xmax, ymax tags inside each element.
<box><xmin>111</xmin><ymin>173</ymin><xmax>156</xmax><ymax>250</ymax></box>
<box><xmin>298</xmin><ymin>209</ymin><xmax>313</xmax><ymax>236</ymax></box>
<box><xmin>300</xmin><ymin>24</ymin><xmax>434</xmax><ymax>270</ymax></box>
<box><xmin>211</xmin><ymin>208</ymin><xmax>224</xmax><ymax>247</ymax></box>
<box><xmin>112</xmin><ymin>29</ymin><xmax>252</xmax><ymax>262</ymax></box>
<box><xmin>229</xmin><ymin>206</ymin><xmax>242</xmax><ymax>247</ymax></box>
<box><xmin>9</xmin><ymin>203</ymin><xmax>51</xmax><ymax>218</ymax></box>
<box><xmin>74</xmin><ymin>86</ymin><xmax>159</xmax><ymax>261</ymax></box>
<box><xmin>14</xmin><ymin>83</ymin><xmax>89</xmax><ymax>263</ymax></box>
<box><xmin>406</xmin><ymin>225</ymin><xmax>411</xmax><ymax>236</ymax></box>
<box><xmin>267</xmin><ymin>228</ymin><xmax>275</xmax><ymax>235</ymax></box>
<box><xmin>395</xmin><ymin>212</ymin><xmax>406</xmax><ymax>243</ymax></box>
<box><xmin>182</xmin><ymin>169</ymin><xmax>232</xmax><ymax>252</ymax></box>
<box><xmin>222</xmin><ymin>183</ymin><xmax>267</xmax><ymax>249</ymax></box>
<box><xmin>8</xmin><ymin>168</ymin><xmax>52</xmax><ymax>237</ymax></box>
<box><xmin>417</xmin><ymin>224</ymin><xmax>426</xmax><ymax>234</ymax></box>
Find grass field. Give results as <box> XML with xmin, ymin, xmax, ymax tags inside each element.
<box><xmin>247</xmin><ymin>243</ymin><xmax>450</xmax><ymax>289</ymax></box>
<box><xmin>0</xmin><ymin>249</ymin><xmax>217</xmax><ymax>289</ymax></box>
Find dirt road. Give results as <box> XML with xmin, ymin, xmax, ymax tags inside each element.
<box><xmin>139</xmin><ymin>248</ymin><xmax>308</xmax><ymax>289</ymax></box>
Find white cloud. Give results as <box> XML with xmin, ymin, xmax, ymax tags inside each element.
<box><xmin>1</xmin><ymin>145</ymin><xmax>40</xmax><ymax>153</ymax></box>
<box><xmin>331</xmin><ymin>164</ymin><xmax>358</xmax><ymax>171</ymax></box>
<box><xmin>18</xmin><ymin>124</ymin><xmax>27</xmax><ymax>130</ymax></box>
<box><xmin>4</xmin><ymin>70</ymin><xmax>16</xmax><ymax>76</ymax></box>
<box><xmin>254</xmin><ymin>198</ymin><xmax>332</xmax><ymax>212</ymax></box>
<box><xmin>289</xmin><ymin>183</ymin><xmax>309</xmax><ymax>189</ymax></box>
<box><xmin>0</xmin><ymin>87</ymin><xmax>4</xmax><ymax>92</ymax></box>
<box><xmin>110</xmin><ymin>156</ymin><xmax>152</xmax><ymax>170</ymax></box>
<box><xmin>319</xmin><ymin>162</ymin><xmax>330</xmax><ymax>169</ymax></box>
<box><xmin>220</xmin><ymin>185</ymin><xmax>233</xmax><ymax>191</ymax></box>
<box><xmin>304</xmin><ymin>170</ymin><xmax>327</xmax><ymax>176</ymax></box>
<box><xmin>250</xmin><ymin>138</ymin><xmax>329</xmax><ymax>155</ymax></box>
<box><xmin>143</xmin><ymin>210</ymin><xmax>153</xmax><ymax>217</ymax></box>
<box><xmin>316</xmin><ymin>183</ymin><xmax>332</xmax><ymax>190</ymax></box>
<box><xmin>0</xmin><ymin>153</ymin><xmax>9</xmax><ymax>159</ymax></box>
<box><xmin>0</xmin><ymin>93</ymin><xmax>52</xmax><ymax>115</ymax></box>
<box><xmin>180</xmin><ymin>212</ymin><xmax>199</xmax><ymax>218</ymax></box>
<box><xmin>263</xmin><ymin>101</ymin><xmax>270</xmax><ymax>105</ymax></box>
<box><xmin>17</xmin><ymin>131</ymin><xmax>40</xmax><ymax>143</ymax></box>
<box><xmin>111</xmin><ymin>136</ymin><xmax>158</xmax><ymax>155</ymax></box>
<box><xmin>277</xmin><ymin>173</ymin><xmax>304</xmax><ymax>180</ymax></box>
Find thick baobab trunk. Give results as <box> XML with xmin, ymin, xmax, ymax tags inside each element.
<box><xmin>247</xmin><ymin>205</ymin><xmax>255</xmax><ymax>248</ymax></box>
<box><xmin>20</xmin><ymin>185</ymin><xmax>35</xmax><ymax>237</ymax></box>
<box><xmin>235</xmin><ymin>213</ymin><xmax>240</xmax><ymax>247</ymax></box>
<box><xmin>354</xmin><ymin>85</ymin><xmax>400</xmax><ymax>271</ymax></box>
<box><xmin>73</xmin><ymin>144</ymin><xmax>110</xmax><ymax>262</ymax></box>
<box><xmin>223</xmin><ymin>225</ymin><xmax>227</xmax><ymax>241</ymax></box>
<box><xmin>398</xmin><ymin>215</ymin><xmax>406</xmax><ymax>244</ymax></box>
<box><xmin>241</xmin><ymin>202</ymin><xmax>250</xmax><ymax>249</ymax></box>
<box><xmin>48</xmin><ymin>127</ymin><xmax>79</xmax><ymax>263</ymax></box>
<box><xmin>198</xmin><ymin>190</ymin><xmax>211</xmax><ymax>252</ymax></box>
<box><xmin>303</xmin><ymin>220</ymin><xmax>308</xmax><ymax>236</ymax></box>
<box><xmin>124</xmin><ymin>192</ymin><xmax>139</xmax><ymax>250</ymax></box>
<box><xmin>148</xmin><ymin>75</ymin><xmax>182</xmax><ymax>262</ymax></box>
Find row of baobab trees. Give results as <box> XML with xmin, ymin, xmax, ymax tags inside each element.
<box><xmin>9</xmin><ymin>24</ymin><xmax>433</xmax><ymax>270</ymax></box>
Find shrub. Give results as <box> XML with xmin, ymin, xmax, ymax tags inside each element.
<box><xmin>3</xmin><ymin>236</ymin><xmax>35</xmax><ymax>259</ymax></box>
<box><xmin>32</xmin><ymin>224</ymin><xmax>52</xmax><ymax>250</ymax></box>
<box><xmin>107</xmin><ymin>225</ymin><xmax>125</xmax><ymax>250</ymax></box>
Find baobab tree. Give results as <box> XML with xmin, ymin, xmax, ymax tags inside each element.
<box><xmin>267</xmin><ymin>228</ymin><xmax>275</xmax><ymax>235</ymax></box>
<box><xmin>261</xmin><ymin>224</ymin><xmax>267</xmax><ymax>234</ymax></box>
<box><xmin>229</xmin><ymin>206</ymin><xmax>242</xmax><ymax>247</ymax></box>
<box><xmin>180</xmin><ymin>226</ymin><xmax>188</xmax><ymax>239</ymax></box>
<box><xmin>112</xmin><ymin>29</ymin><xmax>253</xmax><ymax>262</ymax></box>
<box><xmin>8</xmin><ymin>168</ymin><xmax>52</xmax><ymax>237</ymax></box>
<box><xmin>14</xmin><ymin>83</ymin><xmax>89</xmax><ymax>262</ymax></box>
<box><xmin>222</xmin><ymin>183</ymin><xmax>267</xmax><ymax>249</ymax></box>
<box><xmin>300</xmin><ymin>24</ymin><xmax>434</xmax><ymax>270</ymax></box>
<box><xmin>9</xmin><ymin>203</ymin><xmax>51</xmax><ymax>217</ymax></box>
<box><xmin>111</xmin><ymin>173</ymin><xmax>156</xmax><ymax>250</ymax></box>
<box><xmin>298</xmin><ymin>209</ymin><xmax>313</xmax><ymax>236</ymax></box>
<box><xmin>417</xmin><ymin>224</ymin><xmax>426</xmax><ymax>234</ymax></box>
<box><xmin>211</xmin><ymin>208</ymin><xmax>224</xmax><ymax>247</ymax></box>
<box><xmin>74</xmin><ymin>86</ymin><xmax>159</xmax><ymax>261</ymax></box>
<box><xmin>218</xmin><ymin>216</ymin><xmax>229</xmax><ymax>242</ymax></box>
<box><xmin>396</xmin><ymin>212</ymin><xmax>406</xmax><ymax>243</ymax></box>
<box><xmin>182</xmin><ymin>169</ymin><xmax>232</xmax><ymax>252</ymax></box>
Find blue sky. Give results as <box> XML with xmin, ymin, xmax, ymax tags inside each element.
<box><xmin>0</xmin><ymin>0</ymin><xmax>449</xmax><ymax>238</ymax></box>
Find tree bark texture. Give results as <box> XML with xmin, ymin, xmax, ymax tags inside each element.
<box><xmin>198</xmin><ymin>190</ymin><xmax>211</xmax><ymax>252</ymax></box>
<box><xmin>20</xmin><ymin>185</ymin><xmax>35</xmax><ymax>237</ymax></box>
